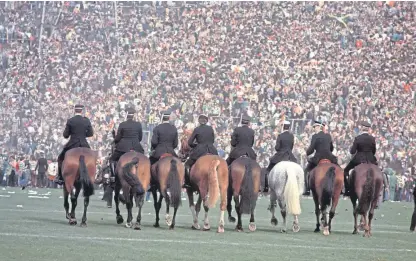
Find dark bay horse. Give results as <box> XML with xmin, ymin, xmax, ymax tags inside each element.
<box><xmin>62</xmin><ymin>147</ymin><xmax>98</xmax><ymax>227</ymax></box>
<box><xmin>310</xmin><ymin>159</ymin><xmax>344</xmax><ymax>236</ymax></box>
<box><xmin>180</xmin><ymin>135</ymin><xmax>229</xmax><ymax>233</ymax></box>
<box><xmin>350</xmin><ymin>164</ymin><xmax>383</xmax><ymax>237</ymax></box>
<box><xmin>114</xmin><ymin>151</ymin><xmax>151</xmax><ymax>230</ymax></box>
<box><xmin>411</xmin><ymin>187</ymin><xmax>416</xmax><ymax>232</ymax></box>
<box><xmin>227</xmin><ymin>156</ymin><xmax>261</xmax><ymax>232</ymax></box>
<box><xmin>150</xmin><ymin>153</ymin><xmax>185</xmax><ymax>229</ymax></box>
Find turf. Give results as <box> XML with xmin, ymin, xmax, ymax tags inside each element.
<box><xmin>0</xmin><ymin>187</ymin><xmax>414</xmax><ymax>261</ymax></box>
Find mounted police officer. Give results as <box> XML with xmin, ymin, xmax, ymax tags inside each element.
<box><xmin>264</xmin><ymin>121</ymin><xmax>298</xmax><ymax>193</ymax></box>
<box><xmin>107</xmin><ymin>108</ymin><xmax>144</xmax><ymax>183</ymax></box>
<box><xmin>149</xmin><ymin>111</ymin><xmax>179</xmax><ymax>166</ymax></box>
<box><xmin>303</xmin><ymin>120</ymin><xmax>338</xmax><ymax>196</ymax></box>
<box><xmin>184</xmin><ymin>114</ymin><xmax>218</xmax><ymax>188</ymax></box>
<box><xmin>226</xmin><ymin>114</ymin><xmax>257</xmax><ymax>166</ymax></box>
<box><xmin>54</xmin><ymin>104</ymin><xmax>94</xmax><ymax>185</ymax></box>
<box><xmin>343</xmin><ymin>121</ymin><xmax>378</xmax><ymax>196</ymax></box>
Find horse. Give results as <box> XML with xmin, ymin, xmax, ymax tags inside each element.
<box><xmin>62</xmin><ymin>147</ymin><xmax>98</xmax><ymax>227</ymax></box>
<box><xmin>310</xmin><ymin>159</ymin><xmax>344</xmax><ymax>236</ymax></box>
<box><xmin>411</xmin><ymin>187</ymin><xmax>416</xmax><ymax>232</ymax></box>
<box><xmin>349</xmin><ymin>164</ymin><xmax>383</xmax><ymax>237</ymax></box>
<box><xmin>179</xmin><ymin>135</ymin><xmax>229</xmax><ymax>233</ymax></box>
<box><xmin>150</xmin><ymin>153</ymin><xmax>185</xmax><ymax>230</ymax></box>
<box><xmin>226</xmin><ymin>156</ymin><xmax>261</xmax><ymax>232</ymax></box>
<box><xmin>114</xmin><ymin>151</ymin><xmax>151</xmax><ymax>230</ymax></box>
<box><xmin>268</xmin><ymin>161</ymin><xmax>304</xmax><ymax>233</ymax></box>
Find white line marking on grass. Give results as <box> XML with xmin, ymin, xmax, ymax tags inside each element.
<box><xmin>0</xmin><ymin>195</ymin><xmax>11</xmax><ymax>198</ymax></box>
<box><xmin>0</xmin><ymin>232</ymin><xmax>414</xmax><ymax>253</ymax></box>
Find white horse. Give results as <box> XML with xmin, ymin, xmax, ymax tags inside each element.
<box><xmin>268</xmin><ymin>161</ymin><xmax>304</xmax><ymax>233</ymax></box>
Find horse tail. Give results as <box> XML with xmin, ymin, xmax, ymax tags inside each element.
<box><xmin>206</xmin><ymin>159</ymin><xmax>221</xmax><ymax>209</ymax></box>
<box><xmin>357</xmin><ymin>168</ymin><xmax>375</xmax><ymax>215</ymax></box>
<box><xmin>167</xmin><ymin>159</ymin><xmax>182</xmax><ymax>208</ymax></box>
<box><xmin>122</xmin><ymin>157</ymin><xmax>144</xmax><ymax>193</ymax></box>
<box><xmin>240</xmin><ymin>160</ymin><xmax>256</xmax><ymax>215</ymax></box>
<box><xmin>284</xmin><ymin>167</ymin><xmax>301</xmax><ymax>215</ymax></box>
<box><xmin>79</xmin><ymin>155</ymin><xmax>94</xmax><ymax>197</ymax></box>
<box><xmin>321</xmin><ymin>166</ymin><xmax>336</xmax><ymax>208</ymax></box>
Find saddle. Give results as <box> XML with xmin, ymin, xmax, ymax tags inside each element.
<box><xmin>160</xmin><ymin>153</ymin><xmax>173</xmax><ymax>159</ymax></box>
<box><xmin>318</xmin><ymin>159</ymin><xmax>331</xmax><ymax>165</ymax></box>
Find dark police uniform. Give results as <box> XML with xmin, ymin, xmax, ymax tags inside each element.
<box><xmin>55</xmin><ymin>104</ymin><xmax>93</xmax><ymax>184</ymax></box>
<box><xmin>267</xmin><ymin>131</ymin><xmax>297</xmax><ymax>171</ymax></box>
<box><xmin>226</xmin><ymin>116</ymin><xmax>257</xmax><ymax>166</ymax></box>
<box><xmin>111</xmin><ymin>115</ymin><xmax>145</xmax><ymax>162</ymax></box>
<box><xmin>149</xmin><ymin>112</ymin><xmax>179</xmax><ymax>165</ymax></box>
<box><xmin>343</xmin><ymin>122</ymin><xmax>378</xmax><ymax>195</ymax></box>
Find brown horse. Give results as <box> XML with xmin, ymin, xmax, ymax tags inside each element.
<box><xmin>411</xmin><ymin>187</ymin><xmax>416</xmax><ymax>232</ymax></box>
<box><xmin>310</xmin><ymin>159</ymin><xmax>344</xmax><ymax>236</ymax></box>
<box><xmin>227</xmin><ymin>156</ymin><xmax>261</xmax><ymax>232</ymax></box>
<box><xmin>150</xmin><ymin>153</ymin><xmax>185</xmax><ymax>229</ymax></box>
<box><xmin>180</xmin><ymin>135</ymin><xmax>229</xmax><ymax>233</ymax></box>
<box><xmin>62</xmin><ymin>147</ymin><xmax>98</xmax><ymax>227</ymax></box>
<box><xmin>114</xmin><ymin>151</ymin><xmax>151</xmax><ymax>230</ymax></box>
<box><xmin>349</xmin><ymin>164</ymin><xmax>383</xmax><ymax>237</ymax></box>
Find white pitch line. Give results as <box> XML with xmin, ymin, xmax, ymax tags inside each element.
<box><xmin>0</xmin><ymin>232</ymin><xmax>414</xmax><ymax>253</ymax></box>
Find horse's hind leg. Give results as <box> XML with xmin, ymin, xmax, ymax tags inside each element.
<box><xmin>123</xmin><ymin>187</ymin><xmax>133</xmax><ymax>228</ymax></box>
<box><xmin>201</xmin><ymin>196</ymin><xmax>211</xmax><ymax>231</ymax></box>
<box><xmin>366</xmin><ymin>196</ymin><xmax>379</xmax><ymax>237</ymax></box>
<box><xmin>248</xmin><ymin>210</ymin><xmax>256</xmax><ymax>232</ymax></box>
<box><xmin>277</xmin><ymin>196</ymin><xmax>287</xmax><ymax>233</ymax></box>
<box><xmin>234</xmin><ymin>196</ymin><xmax>243</xmax><ymax>232</ymax></box>
<box><xmin>69</xmin><ymin>183</ymin><xmax>81</xmax><ymax>225</ymax></box>
<box><xmin>133</xmin><ymin>194</ymin><xmax>145</xmax><ymax>230</ymax></box>
<box><xmin>328</xmin><ymin>194</ymin><xmax>340</xmax><ymax>233</ymax></box>
<box><xmin>114</xmin><ymin>182</ymin><xmax>124</xmax><ymax>224</ymax></box>
<box><xmin>63</xmin><ymin>189</ymin><xmax>70</xmax><ymax>220</ymax></box>
<box><xmin>164</xmin><ymin>190</ymin><xmax>173</xmax><ymax>227</ymax></box>
<box><xmin>227</xmin><ymin>185</ymin><xmax>236</xmax><ymax>223</ymax></box>
<box><xmin>312</xmin><ymin>192</ymin><xmax>320</xmax><ymax>233</ymax></box>
<box><xmin>187</xmin><ymin>189</ymin><xmax>200</xmax><ymax>230</ymax></box>
<box><xmin>351</xmin><ymin>194</ymin><xmax>359</xmax><ymax>234</ymax></box>
<box><xmin>80</xmin><ymin>196</ymin><xmax>89</xmax><ymax>227</ymax></box>
<box><xmin>269</xmin><ymin>190</ymin><xmax>278</xmax><ymax>228</ymax></box>
<box><xmin>152</xmin><ymin>188</ymin><xmax>161</xmax><ymax>228</ymax></box>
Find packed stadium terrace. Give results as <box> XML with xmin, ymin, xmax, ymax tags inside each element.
<box><xmin>0</xmin><ymin>1</ymin><xmax>415</xmax><ymax>178</ymax></box>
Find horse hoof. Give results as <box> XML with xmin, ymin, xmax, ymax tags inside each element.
<box><xmin>323</xmin><ymin>227</ymin><xmax>330</xmax><ymax>236</ymax></box>
<box><xmin>271</xmin><ymin>218</ymin><xmax>278</xmax><ymax>226</ymax></box>
<box><xmin>293</xmin><ymin>224</ymin><xmax>300</xmax><ymax>233</ymax></box>
<box><xmin>249</xmin><ymin>222</ymin><xmax>256</xmax><ymax>232</ymax></box>
<box><xmin>191</xmin><ymin>224</ymin><xmax>200</xmax><ymax>230</ymax></box>
<box><xmin>203</xmin><ymin>223</ymin><xmax>211</xmax><ymax>231</ymax></box>
<box><xmin>69</xmin><ymin>219</ymin><xmax>77</xmax><ymax>226</ymax></box>
<box><xmin>80</xmin><ymin>222</ymin><xmax>87</xmax><ymax>228</ymax></box>
<box><xmin>280</xmin><ymin>229</ymin><xmax>286</xmax><ymax>233</ymax></box>
<box><xmin>153</xmin><ymin>223</ymin><xmax>160</xmax><ymax>228</ymax></box>
<box><xmin>352</xmin><ymin>230</ymin><xmax>358</xmax><ymax>235</ymax></box>
<box><xmin>66</xmin><ymin>213</ymin><xmax>71</xmax><ymax>220</ymax></box>
<box><xmin>133</xmin><ymin>222</ymin><xmax>141</xmax><ymax>230</ymax></box>
<box><xmin>125</xmin><ymin>222</ymin><xmax>132</xmax><ymax>228</ymax></box>
<box><xmin>217</xmin><ymin>225</ymin><xmax>224</xmax><ymax>233</ymax></box>
<box><xmin>169</xmin><ymin>225</ymin><xmax>175</xmax><ymax>230</ymax></box>
<box><xmin>314</xmin><ymin>228</ymin><xmax>320</xmax><ymax>233</ymax></box>
<box><xmin>116</xmin><ymin>216</ymin><xmax>124</xmax><ymax>224</ymax></box>
<box><xmin>165</xmin><ymin>214</ymin><xmax>172</xmax><ymax>227</ymax></box>
<box><xmin>228</xmin><ymin>216</ymin><xmax>236</xmax><ymax>223</ymax></box>
<box><xmin>235</xmin><ymin>227</ymin><xmax>243</xmax><ymax>232</ymax></box>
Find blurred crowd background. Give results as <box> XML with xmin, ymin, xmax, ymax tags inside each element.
<box><xmin>0</xmin><ymin>1</ymin><xmax>415</xmax><ymax>199</ymax></box>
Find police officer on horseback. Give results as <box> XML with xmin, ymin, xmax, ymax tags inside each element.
<box><xmin>303</xmin><ymin>120</ymin><xmax>338</xmax><ymax>196</ymax></box>
<box><xmin>107</xmin><ymin>108</ymin><xmax>144</xmax><ymax>183</ymax></box>
<box><xmin>226</xmin><ymin>114</ymin><xmax>257</xmax><ymax>166</ymax></box>
<box><xmin>184</xmin><ymin>114</ymin><xmax>218</xmax><ymax>188</ymax></box>
<box><xmin>264</xmin><ymin>121</ymin><xmax>298</xmax><ymax>193</ymax></box>
<box><xmin>149</xmin><ymin>111</ymin><xmax>179</xmax><ymax>166</ymax></box>
<box><xmin>54</xmin><ymin>104</ymin><xmax>94</xmax><ymax>185</ymax></box>
<box><xmin>343</xmin><ymin>121</ymin><xmax>378</xmax><ymax>196</ymax></box>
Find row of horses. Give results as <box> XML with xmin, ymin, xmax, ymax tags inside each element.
<box><xmin>60</xmin><ymin>146</ymin><xmax>416</xmax><ymax>238</ymax></box>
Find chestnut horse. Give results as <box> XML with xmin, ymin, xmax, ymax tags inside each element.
<box><xmin>350</xmin><ymin>164</ymin><xmax>383</xmax><ymax>237</ymax></box>
<box><xmin>310</xmin><ymin>159</ymin><xmax>344</xmax><ymax>236</ymax></box>
<box><xmin>180</xmin><ymin>134</ymin><xmax>229</xmax><ymax>233</ymax></box>
<box><xmin>227</xmin><ymin>156</ymin><xmax>261</xmax><ymax>232</ymax></box>
<box><xmin>114</xmin><ymin>151</ymin><xmax>151</xmax><ymax>230</ymax></box>
<box><xmin>62</xmin><ymin>147</ymin><xmax>98</xmax><ymax>227</ymax></box>
<box><xmin>150</xmin><ymin>153</ymin><xmax>185</xmax><ymax>229</ymax></box>
<box><xmin>411</xmin><ymin>187</ymin><xmax>416</xmax><ymax>232</ymax></box>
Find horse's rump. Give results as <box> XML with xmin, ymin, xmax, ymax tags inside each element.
<box><xmin>155</xmin><ymin>156</ymin><xmax>185</xmax><ymax>208</ymax></box>
<box><xmin>353</xmin><ymin>164</ymin><xmax>383</xmax><ymax>215</ymax></box>
<box><xmin>311</xmin><ymin>163</ymin><xmax>344</xmax><ymax>207</ymax></box>
<box><xmin>117</xmin><ymin>151</ymin><xmax>151</xmax><ymax>193</ymax></box>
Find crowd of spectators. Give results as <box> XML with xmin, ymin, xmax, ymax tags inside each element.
<box><xmin>0</xmin><ymin>2</ymin><xmax>415</xmax><ymax>193</ymax></box>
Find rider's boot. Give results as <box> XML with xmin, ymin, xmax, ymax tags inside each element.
<box><xmin>302</xmin><ymin>169</ymin><xmax>310</xmax><ymax>196</ymax></box>
<box><xmin>183</xmin><ymin>164</ymin><xmax>192</xmax><ymax>189</ymax></box>
<box><xmin>343</xmin><ymin>172</ymin><xmax>351</xmax><ymax>197</ymax></box>
<box><xmin>54</xmin><ymin>160</ymin><xmax>65</xmax><ymax>185</ymax></box>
